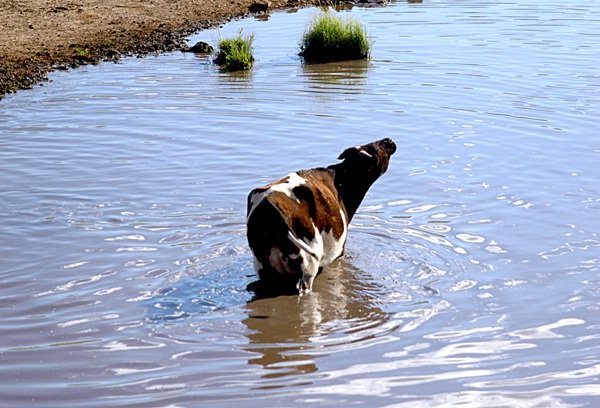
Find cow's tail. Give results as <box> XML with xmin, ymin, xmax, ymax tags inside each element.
<box><xmin>287</xmin><ymin>231</ymin><xmax>319</xmax><ymax>260</ymax></box>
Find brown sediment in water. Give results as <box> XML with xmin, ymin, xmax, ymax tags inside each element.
<box><xmin>0</xmin><ymin>0</ymin><xmax>317</xmax><ymax>99</ymax></box>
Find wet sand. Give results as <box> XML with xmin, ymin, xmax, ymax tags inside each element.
<box><xmin>0</xmin><ymin>0</ymin><xmax>316</xmax><ymax>98</ymax></box>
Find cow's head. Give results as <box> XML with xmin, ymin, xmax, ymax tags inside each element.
<box><xmin>337</xmin><ymin>137</ymin><xmax>396</xmax><ymax>180</ymax></box>
<box><xmin>331</xmin><ymin>138</ymin><xmax>396</xmax><ymax>221</ymax></box>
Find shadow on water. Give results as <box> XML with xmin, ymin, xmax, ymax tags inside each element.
<box><xmin>243</xmin><ymin>259</ymin><xmax>396</xmax><ymax>382</ymax></box>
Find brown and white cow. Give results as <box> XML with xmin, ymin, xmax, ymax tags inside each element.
<box><xmin>246</xmin><ymin>138</ymin><xmax>396</xmax><ymax>294</ymax></box>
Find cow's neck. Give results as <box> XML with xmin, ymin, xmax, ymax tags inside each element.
<box><xmin>328</xmin><ymin>164</ymin><xmax>374</xmax><ymax>223</ymax></box>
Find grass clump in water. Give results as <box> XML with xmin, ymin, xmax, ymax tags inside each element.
<box><xmin>214</xmin><ymin>30</ymin><xmax>255</xmax><ymax>72</ymax></box>
<box><xmin>299</xmin><ymin>12</ymin><xmax>371</xmax><ymax>63</ymax></box>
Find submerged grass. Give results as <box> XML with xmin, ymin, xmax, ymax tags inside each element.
<box><xmin>214</xmin><ymin>30</ymin><xmax>255</xmax><ymax>72</ymax></box>
<box><xmin>299</xmin><ymin>12</ymin><xmax>371</xmax><ymax>63</ymax></box>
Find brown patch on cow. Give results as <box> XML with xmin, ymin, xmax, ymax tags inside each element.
<box><xmin>296</xmin><ymin>169</ymin><xmax>346</xmax><ymax>241</ymax></box>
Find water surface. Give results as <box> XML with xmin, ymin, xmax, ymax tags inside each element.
<box><xmin>1</xmin><ymin>1</ymin><xmax>599</xmax><ymax>406</ymax></box>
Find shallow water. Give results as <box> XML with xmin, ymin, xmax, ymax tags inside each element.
<box><xmin>1</xmin><ymin>1</ymin><xmax>599</xmax><ymax>406</ymax></box>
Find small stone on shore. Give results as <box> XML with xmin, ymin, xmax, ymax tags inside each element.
<box><xmin>183</xmin><ymin>41</ymin><xmax>214</xmax><ymax>53</ymax></box>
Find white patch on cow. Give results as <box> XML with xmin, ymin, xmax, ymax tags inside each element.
<box><xmin>320</xmin><ymin>209</ymin><xmax>348</xmax><ymax>265</ymax></box>
<box><xmin>268</xmin><ymin>172</ymin><xmax>307</xmax><ymax>201</ymax></box>
<box><xmin>246</xmin><ymin>172</ymin><xmax>308</xmax><ymax>220</ymax></box>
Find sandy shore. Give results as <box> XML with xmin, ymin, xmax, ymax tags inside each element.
<box><xmin>0</xmin><ymin>0</ymin><xmax>317</xmax><ymax>99</ymax></box>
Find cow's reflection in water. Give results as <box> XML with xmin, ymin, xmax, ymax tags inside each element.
<box><xmin>243</xmin><ymin>259</ymin><xmax>392</xmax><ymax>380</ymax></box>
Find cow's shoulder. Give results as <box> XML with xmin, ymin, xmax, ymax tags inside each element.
<box><xmin>294</xmin><ymin>168</ymin><xmax>345</xmax><ymax>231</ymax></box>
<box><xmin>296</xmin><ymin>168</ymin><xmax>336</xmax><ymax>190</ymax></box>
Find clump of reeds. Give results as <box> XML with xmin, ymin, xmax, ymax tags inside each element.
<box><xmin>299</xmin><ymin>12</ymin><xmax>371</xmax><ymax>63</ymax></box>
<box><xmin>214</xmin><ymin>30</ymin><xmax>255</xmax><ymax>72</ymax></box>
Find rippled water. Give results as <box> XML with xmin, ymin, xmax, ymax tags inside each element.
<box><xmin>1</xmin><ymin>1</ymin><xmax>599</xmax><ymax>406</ymax></box>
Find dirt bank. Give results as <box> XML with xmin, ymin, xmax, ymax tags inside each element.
<box><xmin>0</xmin><ymin>0</ymin><xmax>317</xmax><ymax>99</ymax></box>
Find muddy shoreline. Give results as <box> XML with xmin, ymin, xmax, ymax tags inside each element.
<box><xmin>0</xmin><ymin>0</ymin><xmax>318</xmax><ymax>99</ymax></box>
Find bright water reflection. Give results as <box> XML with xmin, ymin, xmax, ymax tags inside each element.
<box><xmin>1</xmin><ymin>1</ymin><xmax>599</xmax><ymax>406</ymax></box>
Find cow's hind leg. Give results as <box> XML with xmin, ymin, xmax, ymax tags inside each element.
<box><xmin>286</xmin><ymin>230</ymin><xmax>323</xmax><ymax>294</ymax></box>
<box><xmin>296</xmin><ymin>251</ymin><xmax>321</xmax><ymax>294</ymax></box>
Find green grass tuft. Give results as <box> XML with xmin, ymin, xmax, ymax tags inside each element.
<box><xmin>214</xmin><ymin>30</ymin><xmax>255</xmax><ymax>72</ymax></box>
<box><xmin>299</xmin><ymin>12</ymin><xmax>371</xmax><ymax>63</ymax></box>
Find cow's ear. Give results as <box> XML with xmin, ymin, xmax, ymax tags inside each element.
<box><xmin>338</xmin><ymin>146</ymin><xmax>373</xmax><ymax>161</ymax></box>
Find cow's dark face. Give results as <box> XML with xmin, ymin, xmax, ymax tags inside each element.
<box><xmin>337</xmin><ymin>138</ymin><xmax>396</xmax><ymax>179</ymax></box>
